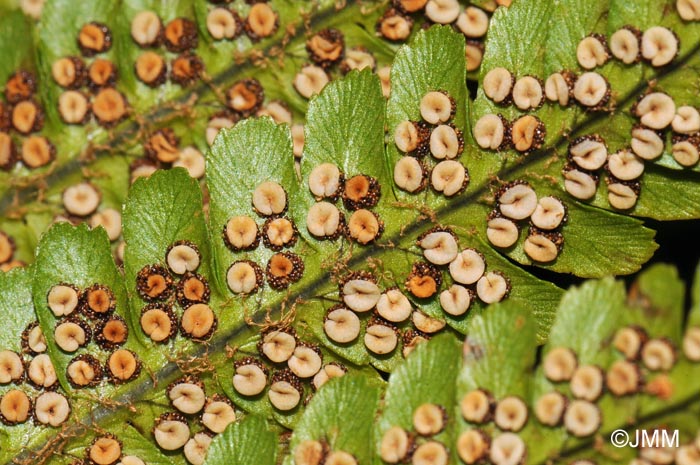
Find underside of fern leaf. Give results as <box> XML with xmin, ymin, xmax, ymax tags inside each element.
<box><xmin>0</xmin><ymin>0</ymin><xmax>699</xmax><ymax>464</ymax></box>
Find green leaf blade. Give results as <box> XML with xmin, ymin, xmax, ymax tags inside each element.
<box><xmin>288</xmin><ymin>375</ymin><xmax>383</xmax><ymax>464</ymax></box>
<box><xmin>121</xmin><ymin>168</ymin><xmax>216</xmax><ymax>372</ymax></box>
<box><xmin>0</xmin><ymin>267</ymin><xmax>60</xmax><ymax>464</ymax></box>
<box><xmin>375</xmin><ymin>334</ymin><xmax>462</xmax><ymax>464</ymax></box>
<box><xmin>32</xmin><ymin>223</ymin><xmax>131</xmax><ymax>393</ymax></box>
<box><xmin>303</xmin><ymin>69</ymin><xmax>386</xmax><ymax>175</ymax></box>
<box><xmin>459</xmin><ymin>302</ymin><xmax>537</xmax><ymax>398</ymax></box>
<box><xmin>204</xmin><ymin>414</ymin><xmax>277</xmax><ymax>465</ymax></box>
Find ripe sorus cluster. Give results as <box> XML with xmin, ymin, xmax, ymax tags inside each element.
<box><xmin>562</xmin><ymin>26</ymin><xmax>692</xmax><ymax>211</ymax></box>
<box><xmin>0</xmin><ymin>279</ymin><xmax>144</xmax><ymax>429</ymax></box>
<box><xmin>137</xmin><ymin>240</ymin><xmax>217</xmax><ymax>342</ymax></box>
<box><xmin>473</xmin><ymin>111</ymin><xmax>547</xmax><ymax>153</ymax></box>
<box><xmin>51</xmin><ymin>22</ymin><xmax>130</xmax><ymax>128</ymax></box>
<box><xmin>577</xmin><ymin>26</ymin><xmax>679</xmax><ymax>70</ymax></box>
<box><xmin>379</xmin><ymin>403</ymin><xmax>449</xmax><ymax>465</ymax></box>
<box><xmin>45</xmin><ymin>282</ymin><xmax>142</xmax><ymax>387</ymax></box>
<box><xmin>1</xmin><ymin>324</ymin><xmax>71</xmax><ymax>427</ymax></box>
<box><xmin>562</xmin><ymin>89</ymin><xmax>700</xmax><ymax>211</ymax></box>
<box><xmin>231</xmin><ymin>325</ymin><xmax>347</xmax><ymax>412</ymax></box>
<box><xmin>414</xmin><ymin>226</ymin><xmax>511</xmax><ymax>309</ymax></box>
<box><xmin>307</xmin><ymin>163</ymin><xmax>383</xmax><ymax>245</ymax></box>
<box><xmin>0</xmin><ymin>70</ymin><xmax>54</xmax><ymax>172</ymax></box>
<box><xmin>150</xmin><ymin>375</ymin><xmax>235</xmax><ymax>463</ymax></box>
<box><xmin>233</xmin><ymin>327</ymin><xmax>347</xmax><ymax>412</ymax></box>
<box><xmin>322</xmin><ymin>257</ymin><xmax>507</xmax><ymax>361</ymax></box>
<box><xmin>130</xmin><ymin>11</ymin><xmax>203</xmax><ymax>87</ymax></box>
<box><xmin>202</xmin><ymin>1</ymin><xmax>280</xmax><ymax>43</ymax></box>
<box><xmin>476</xmin><ymin>23</ymin><xmax>690</xmax><ymax>216</ymax></box>
<box><xmin>563</xmin><ymin>96</ymin><xmax>696</xmax><ymax>211</ymax></box>
<box><xmin>394</xmin><ymin>91</ymin><xmax>469</xmax><ymax>197</ymax></box>
<box><xmin>224</xmin><ymin>180</ymin><xmax>304</xmax><ymax>294</ymax></box>
<box><xmin>487</xmin><ymin>181</ymin><xmax>567</xmax><ymax>263</ymax></box>
<box><xmin>457</xmin><ymin>389</ymin><xmax>529</xmax><ymax>465</ymax></box>
<box><xmin>480</xmin><ymin>66</ymin><xmax>609</xmax><ymax>113</ymax></box>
